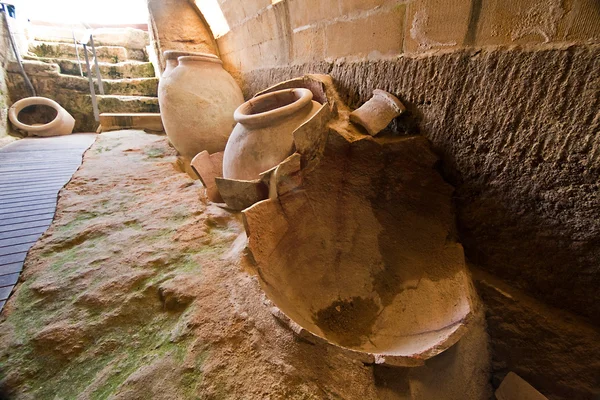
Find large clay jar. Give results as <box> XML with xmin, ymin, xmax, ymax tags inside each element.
<box><xmin>158</xmin><ymin>54</ymin><xmax>244</xmax><ymax>159</ymax></box>
<box><xmin>223</xmin><ymin>88</ymin><xmax>320</xmax><ymax>181</ymax></box>
<box><xmin>160</xmin><ymin>50</ymin><xmax>206</xmax><ymax>79</ymax></box>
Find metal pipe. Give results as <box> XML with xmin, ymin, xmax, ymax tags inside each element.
<box><xmin>1</xmin><ymin>3</ymin><xmax>36</xmax><ymax>96</ymax></box>
<box><xmin>72</xmin><ymin>30</ymin><xmax>84</xmax><ymax>77</ymax></box>
<box><xmin>82</xmin><ymin>44</ymin><xmax>100</xmax><ymax>122</ymax></box>
<box><xmin>89</xmin><ymin>35</ymin><xmax>104</xmax><ymax>95</ymax></box>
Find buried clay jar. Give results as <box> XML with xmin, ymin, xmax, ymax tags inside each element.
<box><xmin>222</xmin><ymin>88</ymin><xmax>321</xmax><ymax>181</ymax></box>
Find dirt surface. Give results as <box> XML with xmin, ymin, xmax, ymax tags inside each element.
<box><xmin>0</xmin><ymin>129</ymin><xmax>480</xmax><ymax>400</ymax></box>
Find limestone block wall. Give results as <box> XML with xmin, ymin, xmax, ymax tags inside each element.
<box><xmin>216</xmin><ymin>0</ymin><xmax>600</xmax><ymax>71</ymax></box>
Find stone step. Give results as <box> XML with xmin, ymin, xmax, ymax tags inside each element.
<box><xmin>30</xmin><ymin>25</ymin><xmax>149</xmax><ymax>50</ymax></box>
<box><xmin>28</xmin><ymin>41</ymin><xmax>147</xmax><ymax>63</ymax></box>
<box><xmin>99</xmin><ymin>113</ymin><xmax>164</xmax><ymax>133</ymax></box>
<box><xmin>8</xmin><ymin>61</ymin><xmax>158</xmax><ymax>96</ymax></box>
<box><xmin>24</xmin><ymin>56</ymin><xmax>155</xmax><ymax>78</ymax></box>
<box><xmin>98</xmin><ymin>95</ymin><xmax>159</xmax><ymax>114</ymax></box>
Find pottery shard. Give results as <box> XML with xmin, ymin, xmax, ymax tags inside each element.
<box><xmin>350</xmin><ymin>89</ymin><xmax>406</xmax><ymax>136</ymax></box>
<box><xmin>215</xmin><ymin>177</ymin><xmax>268</xmax><ymax>211</ymax></box>
<box><xmin>191</xmin><ymin>151</ymin><xmax>224</xmax><ymax>203</ymax></box>
<box><xmin>259</xmin><ymin>153</ymin><xmax>302</xmax><ymax>199</ymax></box>
<box><xmin>496</xmin><ymin>372</ymin><xmax>548</xmax><ymax>400</ymax></box>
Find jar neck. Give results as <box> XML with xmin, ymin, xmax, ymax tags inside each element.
<box><xmin>164</xmin><ymin>59</ymin><xmax>178</xmax><ymax>74</ymax></box>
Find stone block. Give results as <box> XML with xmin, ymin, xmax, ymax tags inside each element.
<box><xmin>404</xmin><ymin>0</ymin><xmax>471</xmax><ymax>53</ymax></box>
<box><xmin>218</xmin><ymin>0</ymin><xmax>247</xmax><ymax>29</ymax></box>
<box><xmin>558</xmin><ymin>0</ymin><xmax>600</xmax><ymax>41</ymax></box>
<box><xmin>258</xmin><ymin>38</ymin><xmax>290</xmax><ymax>68</ymax></box>
<box><xmin>338</xmin><ymin>0</ymin><xmax>389</xmax><ymax>15</ymax></box>
<box><xmin>475</xmin><ymin>0</ymin><xmax>568</xmax><ymax>46</ymax></box>
<box><xmin>241</xmin><ymin>0</ymin><xmax>271</xmax><ymax>20</ymax></box>
<box><xmin>292</xmin><ymin>25</ymin><xmax>326</xmax><ymax>64</ymax></box>
<box><xmin>325</xmin><ymin>6</ymin><xmax>404</xmax><ymax>59</ymax></box>
<box><xmin>288</xmin><ymin>0</ymin><xmax>342</xmax><ymax>29</ymax></box>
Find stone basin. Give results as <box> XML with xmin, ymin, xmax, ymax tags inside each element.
<box><xmin>241</xmin><ymin>75</ymin><xmax>477</xmax><ymax>366</ymax></box>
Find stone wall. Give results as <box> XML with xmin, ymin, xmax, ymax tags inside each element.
<box><xmin>216</xmin><ymin>0</ymin><xmax>600</xmax><ymax>71</ymax></box>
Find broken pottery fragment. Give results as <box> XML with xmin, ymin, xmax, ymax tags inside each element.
<box><xmin>191</xmin><ymin>151</ymin><xmax>224</xmax><ymax>203</ymax></box>
<box><xmin>238</xmin><ymin>75</ymin><xmax>483</xmax><ymax>368</ymax></box>
<box><xmin>496</xmin><ymin>372</ymin><xmax>548</xmax><ymax>400</ymax></box>
<box><xmin>215</xmin><ymin>177</ymin><xmax>268</xmax><ymax>211</ymax></box>
<box><xmin>159</xmin><ymin>54</ymin><xmax>244</xmax><ymax>159</ymax></box>
<box><xmin>349</xmin><ymin>89</ymin><xmax>406</xmax><ymax>136</ymax></box>
<box><xmin>222</xmin><ymin>88</ymin><xmax>320</xmax><ymax>181</ymax></box>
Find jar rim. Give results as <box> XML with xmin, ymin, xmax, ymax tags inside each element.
<box><xmin>234</xmin><ymin>88</ymin><xmax>313</xmax><ymax>126</ymax></box>
<box><xmin>177</xmin><ymin>55</ymin><xmax>223</xmax><ymax>65</ymax></box>
<box><xmin>164</xmin><ymin>50</ymin><xmax>217</xmax><ymax>60</ymax></box>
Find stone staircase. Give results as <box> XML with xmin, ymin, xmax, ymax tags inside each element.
<box><xmin>6</xmin><ymin>26</ymin><xmax>159</xmax><ymax>133</ymax></box>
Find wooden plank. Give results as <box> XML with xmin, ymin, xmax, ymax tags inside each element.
<box><xmin>0</xmin><ymin>286</ymin><xmax>13</xmax><ymax>301</ymax></box>
<box><xmin>0</xmin><ymin>233</ymin><xmax>41</xmax><ymax>248</ymax></box>
<box><xmin>0</xmin><ymin>177</ymin><xmax>72</xmax><ymax>188</ymax></box>
<box><xmin>1</xmin><ymin>198</ymin><xmax>58</xmax><ymax>210</ymax></box>
<box><xmin>1</xmin><ymin>184</ymin><xmax>67</xmax><ymax>196</ymax></box>
<box><xmin>0</xmin><ymin>227</ymin><xmax>46</xmax><ymax>241</ymax></box>
<box><xmin>0</xmin><ymin>165</ymin><xmax>80</xmax><ymax>173</ymax></box>
<box><xmin>0</xmin><ymin>206</ymin><xmax>57</xmax><ymax>219</ymax></box>
<box><xmin>0</xmin><ymin>243</ymin><xmax>35</xmax><ymax>257</ymax></box>
<box><xmin>0</xmin><ymin>252</ymin><xmax>27</xmax><ymax>266</ymax></box>
<box><xmin>0</xmin><ymin>171</ymin><xmax>78</xmax><ymax>183</ymax></box>
<box><xmin>0</xmin><ymin>272</ymin><xmax>19</xmax><ymax>287</ymax></box>
<box><xmin>0</xmin><ymin>190</ymin><xmax>59</xmax><ymax>201</ymax></box>
<box><xmin>0</xmin><ymin>209</ymin><xmax>56</xmax><ymax>222</ymax></box>
<box><xmin>0</xmin><ymin>262</ymin><xmax>24</xmax><ymax>275</ymax></box>
<box><xmin>0</xmin><ymin>218</ymin><xmax>54</xmax><ymax>232</ymax></box>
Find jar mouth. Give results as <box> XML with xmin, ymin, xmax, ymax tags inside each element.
<box><xmin>164</xmin><ymin>50</ymin><xmax>217</xmax><ymax>60</ymax></box>
<box><xmin>178</xmin><ymin>55</ymin><xmax>223</xmax><ymax>65</ymax></box>
<box><xmin>234</xmin><ymin>88</ymin><xmax>313</xmax><ymax>126</ymax></box>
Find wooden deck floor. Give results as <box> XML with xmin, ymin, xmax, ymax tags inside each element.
<box><xmin>0</xmin><ymin>134</ymin><xmax>96</xmax><ymax>312</ymax></box>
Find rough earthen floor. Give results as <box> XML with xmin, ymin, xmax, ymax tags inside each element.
<box><xmin>0</xmin><ymin>130</ymin><xmax>481</xmax><ymax>399</ymax></box>
<box><xmin>0</xmin><ymin>134</ymin><xmax>96</xmax><ymax>312</ymax></box>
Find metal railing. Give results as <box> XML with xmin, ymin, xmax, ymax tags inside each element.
<box><xmin>72</xmin><ymin>25</ymin><xmax>104</xmax><ymax>122</ymax></box>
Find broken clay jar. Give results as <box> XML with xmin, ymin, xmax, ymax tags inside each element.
<box><xmin>350</xmin><ymin>89</ymin><xmax>406</xmax><ymax>136</ymax></box>
<box><xmin>222</xmin><ymin>88</ymin><xmax>320</xmax><ymax>181</ymax></box>
<box><xmin>158</xmin><ymin>54</ymin><xmax>244</xmax><ymax>159</ymax></box>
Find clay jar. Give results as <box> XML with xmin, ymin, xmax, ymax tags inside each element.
<box><xmin>223</xmin><ymin>88</ymin><xmax>320</xmax><ymax>181</ymax></box>
<box><xmin>158</xmin><ymin>54</ymin><xmax>244</xmax><ymax>159</ymax></box>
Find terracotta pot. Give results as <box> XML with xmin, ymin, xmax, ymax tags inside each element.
<box><xmin>223</xmin><ymin>88</ymin><xmax>320</xmax><ymax>181</ymax></box>
<box><xmin>158</xmin><ymin>54</ymin><xmax>244</xmax><ymax>159</ymax></box>
<box><xmin>8</xmin><ymin>96</ymin><xmax>75</xmax><ymax>137</ymax></box>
